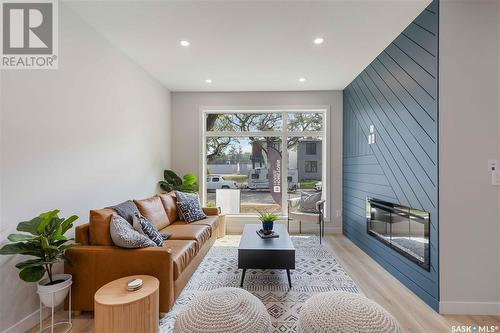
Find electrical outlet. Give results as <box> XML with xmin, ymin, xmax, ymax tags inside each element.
<box><xmin>488</xmin><ymin>159</ymin><xmax>498</xmax><ymax>171</ymax></box>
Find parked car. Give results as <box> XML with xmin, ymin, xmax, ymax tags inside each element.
<box><xmin>247</xmin><ymin>168</ymin><xmax>298</xmax><ymax>191</ymax></box>
<box><xmin>315</xmin><ymin>181</ymin><xmax>322</xmax><ymax>191</ymax></box>
<box><xmin>206</xmin><ymin>175</ymin><xmax>238</xmax><ymax>191</ymax></box>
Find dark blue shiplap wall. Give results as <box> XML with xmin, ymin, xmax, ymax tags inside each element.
<box><xmin>343</xmin><ymin>1</ymin><xmax>439</xmax><ymax>310</ymax></box>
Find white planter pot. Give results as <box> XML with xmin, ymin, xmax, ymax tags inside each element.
<box><xmin>37</xmin><ymin>273</ymin><xmax>72</xmax><ymax>308</ymax></box>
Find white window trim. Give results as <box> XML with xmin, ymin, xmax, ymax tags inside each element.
<box><xmin>199</xmin><ymin>105</ymin><xmax>330</xmax><ymax>218</ymax></box>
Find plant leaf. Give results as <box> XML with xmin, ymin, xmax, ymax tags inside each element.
<box><xmin>164</xmin><ymin>170</ymin><xmax>182</xmax><ymax>187</ymax></box>
<box><xmin>36</xmin><ymin>210</ymin><xmax>59</xmax><ymax>234</ymax></box>
<box><xmin>0</xmin><ymin>242</ymin><xmax>39</xmax><ymax>256</ymax></box>
<box><xmin>159</xmin><ymin>180</ymin><xmax>173</xmax><ymax>192</ymax></box>
<box><xmin>19</xmin><ymin>266</ymin><xmax>45</xmax><ymax>282</ymax></box>
<box><xmin>17</xmin><ymin>217</ymin><xmax>43</xmax><ymax>235</ymax></box>
<box><xmin>7</xmin><ymin>234</ymin><xmax>36</xmax><ymax>242</ymax></box>
<box><xmin>61</xmin><ymin>215</ymin><xmax>78</xmax><ymax>234</ymax></box>
<box><xmin>15</xmin><ymin>259</ymin><xmax>44</xmax><ymax>270</ymax></box>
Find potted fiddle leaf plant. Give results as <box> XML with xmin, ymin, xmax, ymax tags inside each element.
<box><xmin>0</xmin><ymin>210</ymin><xmax>78</xmax><ymax>308</ymax></box>
<box><xmin>159</xmin><ymin>169</ymin><xmax>199</xmax><ymax>193</ymax></box>
<box><xmin>256</xmin><ymin>209</ymin><xmax>279</xmax><ymax>234</ymax></box>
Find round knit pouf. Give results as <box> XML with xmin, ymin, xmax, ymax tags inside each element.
<box><xmin>298</xmin><ymin>292</ymin><xmax>402</xmax><ymax>333</ymax></box>
<box><xmin>173</xmin><ymin>287</ymin><xmax>272</xmax><ymax>333</ymax></box>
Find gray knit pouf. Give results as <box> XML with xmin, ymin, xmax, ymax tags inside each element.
<box><xmin>173</xmin><ymin>287</ymin><xmax>272</xmax><ymax>333</ymax></box>
<box><xmin>298</xmin><ymin>291</ymin><xmax>402</xmax><ymax>333</ymax></box>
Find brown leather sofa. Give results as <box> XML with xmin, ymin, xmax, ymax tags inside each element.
<box><xmin>65</xmin><ymin>193</ymin><xmax>224</xmax><ymax>313</ymax></box>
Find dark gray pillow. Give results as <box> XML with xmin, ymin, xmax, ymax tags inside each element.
<box><xmin>110</xmin><ymin>214</ymin><xmax>156</xmax><ymax>248</ymax></box>
<box><xmin>108</xmin><ymin>200</ymin><xmax>139</xmax><ymax>224</ymax></box>
<box><xmin>175</xmin><ymin>191</ymin><xmax>207</xmax><ymax>223</ymax></box>
<box><xmin>298</xmin><ymin>191</ymin><xmax>322</xmax><ymax>213</ymax></box>
<box><xmin>132</xmin><ymin>212</ymin><xmax>164</xmax><ymax>247</ymax></box>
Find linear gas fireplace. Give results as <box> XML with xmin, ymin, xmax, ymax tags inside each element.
<box><xmin>366</xmin><ymin>198</ymin><xmax>430</xmax><ymax>271</ymax></box>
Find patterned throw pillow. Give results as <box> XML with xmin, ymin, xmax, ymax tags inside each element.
<box><xmin>298</xmin><ymin>191</ymin><xmax>322</xmax><ymax>213</ymax></box>
<box><xmin>108</xmin><ymin>200</ymin><xmax>139</xmax><ymax>224</ymax></box>
<box><xmin>132</xmin><ymin>212</ymin><xmax>164</xmax><ymax>247</ymax></box>
<box><xmin>175</xmin><ymin>191</ymin><xmax>207</xmax><ymax>223</ymax></box>
<box><xmin>110</xmin><ymin>214</ymin><xmax>156</xmax><ymax>248</ymax></box>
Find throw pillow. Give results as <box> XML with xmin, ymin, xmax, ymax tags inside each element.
<box><xmin>132</xmin><ymin>212</ymin><xmax>164</xmax><ymax>247</ymax></box>
<box><xmin>175</xmin><ymin>191</ymin><xmax>207</xmax><ymax>223</ymax></box>
<box><xmin>110</xmin><ymin>214</ymin><xmax>156</xmax><ymax>248</ymax></box>
<box><xmin>108</xmin><ymin>200</ymin><xmax>139</xmax><ymax>224</ymax></box>
<box><xmin>298</xmin><ymin>191</ymin><xmax>322</xmax><ymax>213</ymax></box>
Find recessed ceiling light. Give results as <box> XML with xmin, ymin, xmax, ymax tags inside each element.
<box><xmin>313</xmin><ymin>37</ymin><xmax>324</xmax><ymax>45</ymax></box>
<box><xmin>205</xmin><ymin>79</ymin><xmax>212</xmax><ymax>84</ymax></box>
<box><xmin>299</xmin><ymin>78</ymin><xmax>306</xmax><ymax>82</ymax></box>
<box><xmin>180</xmin><ymin>40</ymin><xmax>190</xmax><ymax>47</ymax></box>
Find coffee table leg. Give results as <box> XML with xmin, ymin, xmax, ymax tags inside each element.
<box><xmin>240</xmin><ymin>269</ymin><xmax>246</xmax><ymax>287</ymax></box>
<box><xmin>286</xmin><ymin>269</ymin><xmax>292</xmax><ymax>288</ymax></box>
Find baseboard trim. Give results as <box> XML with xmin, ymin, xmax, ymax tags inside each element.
<box><xmin>439</xmin><ymin>301</ymin><xmax>500</xmax><ymax>315</ymax></box>
<box><xmin>2</xmin><ymin>305</ymin><xmax>62</xmax><ymax>333</ymax></box>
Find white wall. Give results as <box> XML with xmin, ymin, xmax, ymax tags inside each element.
<box><xmin>171</xmin><ymin>91</ymin><xmax>343</xmax><ymax>229</ymax></box>
<box><xmin>439</xmin><ymin>0</ymin><xmax>500</xmax><ymax>315</ymax></box>
<box><xmin>0</xmin><ymin>4</ymin><xmax>171</xmax><ymax>332</ymax></box>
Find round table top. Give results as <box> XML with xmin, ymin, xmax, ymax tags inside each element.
<box><xmin>95</xmin><ymin>275</ymin><xmax>159</xmax><ymax>306</ymax></box>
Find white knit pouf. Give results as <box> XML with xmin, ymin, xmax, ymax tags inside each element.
<box><xmin>298</xmin><ymin>292</ymin><xmax>402</xmax><ymax>333</ymax></box>
<box><xmin>173</xmin><ymin>287</ymin><xmax>272</xmax><ymax>333</ymax></box>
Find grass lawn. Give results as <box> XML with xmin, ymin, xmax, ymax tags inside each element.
<box><xmin>223</xmin><ymin>174</ymin><xmax>248</xmax><ymax>184</ymax></box>
<box><xmin>299</xmin><ymin>180</ymin><xmax>317</xmax><ymax>189</ymax></box>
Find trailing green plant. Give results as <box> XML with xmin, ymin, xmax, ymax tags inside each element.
<box><xmin>0</xmin><ymin>210</ymin><xmax>78</xmax><ymax>284</ymax></box>
<box><xmin>255</xmin><ymin>209</ymin><xmax>279</xmax><ymax>223</ymax></box>
<box><xmin>159</xmin><ymin>169</ymin><xmax>199</xmax><ymax>193</ymax></box>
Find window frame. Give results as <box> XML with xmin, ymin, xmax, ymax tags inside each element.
<box><xmin>305</xmin><ymin>142</ymin><xmax>317</xmax><ymax>155</ymax></box>
<box><xmin>200</xmin><ymin>107</ymin><xmax>328</xmax><ymax>217</ymax></box>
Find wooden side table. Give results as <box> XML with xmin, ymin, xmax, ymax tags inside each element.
<box><xmin>94</xmin><ymin>275</ymin><xmax>159</xmax><ymax>333</ymax></box>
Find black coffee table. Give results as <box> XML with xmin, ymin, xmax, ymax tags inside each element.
<box><xmin>238</xmin><ymin>224</ymin><xmax>295</xmax><ymax>288</ymax></box>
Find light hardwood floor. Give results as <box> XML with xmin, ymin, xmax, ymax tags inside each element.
<box><xmin>29</xmin><ymin>234</ymin><xmax>500</xmax><ymax>333</ymax></box>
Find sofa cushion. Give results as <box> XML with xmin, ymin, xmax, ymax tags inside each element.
<box><xmin>160</xmin><ymin>224</ymin><xmax>211</xmax><ymax>251</ymax></box>
<box><xmin>89</xmin><ymin>208</ymin><xmax>115</xmax><ymax>246</ymax></box>
<box><xmin>134</xmin><ymin>195</ymin><xmax>170</xmax><ymax>230</ymax></box>
<box><xmin>159</xmin><ymin>193</ymin><xmax>178</xmax><ymax>223</ymax></box>
<box><xmin>172</xmin><ymin>216</ymin><xmax>219</xmax><ymax>236</ymax></box>
<box><xmin>164</xmin><ymin>240</ymin><xmax>198</xmax><ymax>279</ymax></box>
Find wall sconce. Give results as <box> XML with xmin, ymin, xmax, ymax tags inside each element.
<box><xmin>368</xmin><ymin>125</ymin><xmax>376</xmax><ymax>144</ymax></box>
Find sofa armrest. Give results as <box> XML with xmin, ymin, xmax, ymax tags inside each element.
<box><xmin>65</xmin><ymin>245</ymin><xmax>175</xmax><ymax>312</ymax></box>
<box><xmin>75</xmin><ymin>223</ymin><xmax>90</xmax><ymax>245</ymax></box>
<box><xmin>203</xmin><ymin>207</ymin><xmax>220</xmax><ymax>216</ymax></box>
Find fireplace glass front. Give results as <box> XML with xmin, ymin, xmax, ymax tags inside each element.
<box><xmin>366</xmin><ymin>198</ymin><xmax>430</xmax><ymax>270</ymax></box>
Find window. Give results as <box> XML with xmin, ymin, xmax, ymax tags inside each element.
<box><xmin>305</xmin><ymin>161</ymin><xmax>318</xmax><ymax>173</ymax></box>
<box><xmin>203</xmin><ymin>110</ymin><xmax>326</xmax><ymax>215</ymax></box>
<box><xmin>212</xmin><ymin>177</ymin><xmax>220</xmax><ymax>182</ymax></box>
<box><xmin>305</xmin><ymin>142</ymin><xmax>317</xmax><ymax>155</ymax></box>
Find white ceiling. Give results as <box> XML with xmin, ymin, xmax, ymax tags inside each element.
<box><xmin>64</xmin><ymin>0</ymin><xmax>431</xmax><ymax>92</ymax></box>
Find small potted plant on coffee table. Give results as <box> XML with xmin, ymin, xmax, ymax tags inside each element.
<box><xmin>0</xmin><ymin>210</ymin><xmax>78</xmax><ymax>308</ymax></box>
<box><xmin>256</xmin><ymin>209</ymin><xmax>279</xmax><ymax>235</ymax></box>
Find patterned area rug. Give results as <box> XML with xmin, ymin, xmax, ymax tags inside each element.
<box><xmin>160</xmin><ymin>235</ymin><xmax>361</xmax><ymax>333</ymax></box>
